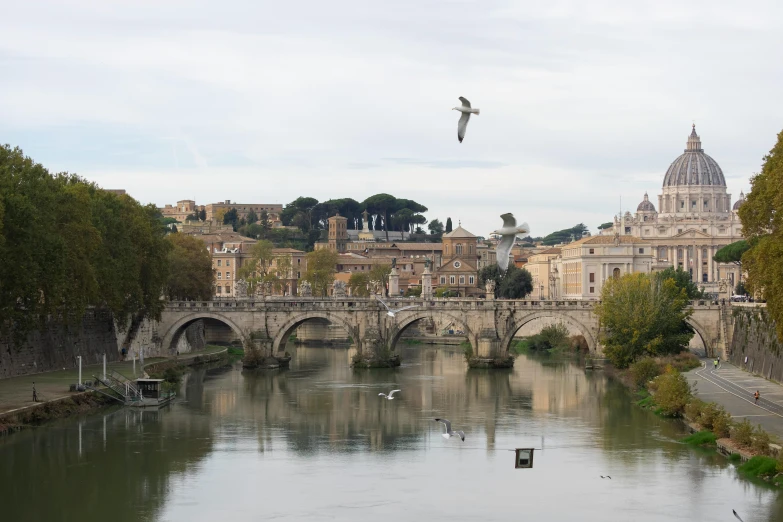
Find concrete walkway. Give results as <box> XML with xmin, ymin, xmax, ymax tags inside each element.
<box><xmin>686</xmin><ymin>359</ymin><xmax>783</xmax><ymax>440</ymax></box>
<box><xmin>0</xmin><ymin>346</ymin><xmax>227</xmax><ymax>416</ymax></box>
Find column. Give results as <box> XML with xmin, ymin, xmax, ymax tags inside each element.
<box><xmin>388</xmin><ymin>267</ymin><xmax>399</xmax><ymax>297</ymax></box>
<box><xmin>422</xmin><ymin>268</ymin><xmax>433</xmax><ymax>300</ymax></box>
<box><xmin>708</xmin><ymin>246</ymin><xmax>713</xmax><ymax>282</ymax></box>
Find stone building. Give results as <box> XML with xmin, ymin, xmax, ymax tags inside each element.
<box><xmin>435</xmin><ymin>224</ymin><xmax>480</xmax><ymax>296</ymax></box>
<box><xmin>160</xmin><ymin>199</ymin><xmax>204</xmax><ymax>222</ymax></box>
<box><xmin>204</xmin><ymin>200</ymin><xmax>282</xmax><ymax>222</ymax></box>
<box><xmin>600</xmin><ymin>125</ymin><xmax>744</xmax><ymax>292</ymax></box>
<box><xmin>526</xmin><ymin>248</ymin><xmax>562</xmax><ymax>300</ymax></box>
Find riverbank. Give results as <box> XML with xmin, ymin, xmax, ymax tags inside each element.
<box><xmin>0</xmin><ymin>346</ymin><xmax>228</xmax><ymax>435</ymax></box>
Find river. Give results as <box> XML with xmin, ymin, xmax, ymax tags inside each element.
<box><xmin>2</xmin><ymin>344</ymin><xmax>781</xmax><ymax>521</ymax></box>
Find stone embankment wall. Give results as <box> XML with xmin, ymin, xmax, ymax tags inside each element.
<box><xmin>1</xmin><ymin>311</ymin><xmax>205</xmax><ymax>379</ymax></box>
<box><xmin>728</xmin><ymin>307</ymin><xmax>783</xmax><ymax>383</ymax></box>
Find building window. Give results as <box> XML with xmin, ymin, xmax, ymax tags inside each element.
<box><xmin>217</xmin><ymin>260</ymin><xmax>222</xmax><ymax>267</ymax></box>
<box><xmin>450</xmin><ymin>276</ymin><xmax>455</xmax><ymax>285</ymax></box>
<box><xmin>589</xmin><ymin>287</ymin><xmax>594</xmax><ymax>293</ymax></box>
<box><xmin>217</xmin><ymin>272</ymin><xmax>222</xmax><ymax>279</ymax></box>
<box><xmin>702</xmin><ymin>229</ymin><xmax>707</xmax><ymax>234</ymax></box>
<box><xmin>680</xmin><ymin>201</ymin><xmax>685</xmax><ymax>209</ymax></box>
<box><xmin>469</xmin><ymin>276</ymin><xmax>474</xmax><ymax>285</ymax></box>
<box><xmin>691</xmin><ymin>200</ymin><xmax>696</xmax><ymax>209</ymax></box>
<box><xmin>216</xmin><ymin>286</ymin><xmax>222</xmax><ymax>294</ymax></box>
<box><xmin>298</xmin><ymin>259</ymin><xmax>301</xmax><ymax>265</ymax></box>
<box><xmin>226</xmin><ymin>260</ymin><xmax>231</xmax><ymax>267</ymax></box>
<box><xmin>589</xmin><ymin>248</ymin><xmax>594</xmax><ymax>254</ymax></box>
<box><xmin>625</xmin><ymin>227</ymin><xmax>631</xmax><ymax>234</ymax></box>
<box><xmin>453</xmin><ymin>261</ymin><xmax>462</xmax><ymax>269</ymax></box>
<box><xmin>225</xmin><ymin>285</ymin><xmax>231</xmax><ymax>294</ymax></box>
<box><xmin>440</xmin><ymin>277</ymin><xmax>446</xmax><ymax>284</ymax></box>
<box><xmin>704</xmin><ymin>200</ymin><xmax>708</xmax><ymax>209</ymax></box>
<box><xmin>613</xmin><ymin>268</ymin><xmax>620</xmax><ymax>279</ymax></box>
<box><xmin>226</xmin><ymin>271</ymin><xmax>231</xmax><ymax>279</ymax></box>
<box><xmin>459</xmin><ymin>276</ymin><xmax>465</xmax><ymax>284</ymax></box>
<box><xmin>702</xmin><ymin>248</ymin><xmax>707</xmax><ymax>260</ymax></box>
<box><xmin>456</xmin><ymin>244</ymin><xmax>463</xmax><ymax>255</ymax></box>
<box><xmin>589</xmin><ymin>273</ymin><xmax>595</xmax><ymax>283</ymax></box>
<box><xmin>638</xmin><ymin>248</ymin><xmax>644</xmax><ymax>254</ymax></box>
<box><xmin>297</xmin><ymin>272</ymin><xmax>301</xmax><ymax>278</ymax></box>
<box><xmin>678</xmin><ymin>229</ymin><xmax>683</xmax><ymax>234</ymax></box>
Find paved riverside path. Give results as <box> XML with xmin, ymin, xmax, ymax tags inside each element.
<box><xmin>685</xmin><ymin>359</ymin><xmax>783</xmax><ymax>439</ymax></box>
<box><xmin>0</xmin><ymin>346</ymin><xmax>227</xmax><ymax>416</ymax></box>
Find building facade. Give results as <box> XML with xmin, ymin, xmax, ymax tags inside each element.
<box><xmin>601</xmin><ymin>125</ymin><xmax>744</xmax><ymax>292</ymax></box>
<box><xmin>435</xmin><ymin>224</ymin><xmax>480</xmax><ymax>296</ymax></box>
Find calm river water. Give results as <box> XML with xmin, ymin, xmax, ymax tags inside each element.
<box><xmin>2</xmin><ymin>344</ymin><xmax>782</xmax><ymax>521</ymax></box>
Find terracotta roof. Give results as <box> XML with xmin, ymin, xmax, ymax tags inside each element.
<box><xmin>538</xmin><ymin>248</ymin><xmax>562</xmax><ymax>255</ymax></box>
<box><xmin>443</xmin><ymin>225</ymin><xmax>476</xmax><ymax>239</ymax></box>
<box><xmin>394</xmin><ymin>243</ymin><xmax>444</xmax><ymax>250</ymax></box>
<box><xmin>272</xmin><ymin>248</ymin><xmax>305</xmax><ymax>254</ymax></box>
<box><xmin>565</xmin><ymin>235</ymin><xmax>647</xmax><ymax>247</ymax></box>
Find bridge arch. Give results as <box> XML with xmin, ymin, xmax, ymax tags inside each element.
<box><xmin>387</xmin><ymin>311</ymin><xmax>476</xmax><ymax>353</ymax></box>
<box><xmin>161</xmin><ymin>312</ymin><xmax>247</xmax><ymax>353</ymax></box>
<box><xmin>272</xmin><ymin>312</ymin><xmax>359</xmax><ymax>353</ymax></box>
<box><xmin>685</xmin><ymin>317</ymin><xmax>712</xmax><ymax>357</ymax></box>
<box><xmin>499</xmin><ymin>311</ymin><xmax>598</xmax><ymax>354</ymax></box>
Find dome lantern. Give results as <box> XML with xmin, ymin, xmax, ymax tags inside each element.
<box><xmin>662</xmin><ymin>125</ymin><xmax>726</xmax><ymax>188</ymax></box>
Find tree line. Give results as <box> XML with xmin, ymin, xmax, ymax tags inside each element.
<box><xmin>0</xmin><ymin>145</ymin><xmax>214</xmax><ymax>343</ymax></box>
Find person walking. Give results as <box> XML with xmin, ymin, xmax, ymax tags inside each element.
<box><xmin>754</xmin><ymin>390</ymin><xmax>760</xmax><ymax>404</ymax></box>
<box><xmin>32</xmin><ymin>382</ymin><xmax>38</xmax><ymax>403</ymax></box>
<box><xmin>714</xmin><ymin>359</ymin><xmax>719</xmax><ymax>370</ymax></box>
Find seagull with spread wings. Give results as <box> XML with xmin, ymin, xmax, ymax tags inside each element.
<box><xmin>492</xmin><ymin>213</ymin><xmax>530</xmax><ymax>274</ymax></box>
<box><xmin>434</xmin><ymin>418</ymin><xmax>465</xmax><ymax>441</ymax></box>
<box><xmin>378</xmin><ymin>389</ymin><xmax>401</xmax><ymax>400</ymax></box>
<box><xmin>452</xmin><ymin>97</ymin><xmax>480</xmax><ymax>143</ymax></box>
<box><xmin>376</xmin><ymin>296</ymin><xmax>418</xmax><ymax>317</ymax></box>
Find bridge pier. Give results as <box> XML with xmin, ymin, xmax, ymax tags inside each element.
<box><xmin>467</xmin><ymin>329</ymin><xmax>514</xmax><ymax>369</ymax></box>
<box><xmin>351</xmin><ymin>327</ymin><xmax>401</xmax><ymax>368</ymax></box>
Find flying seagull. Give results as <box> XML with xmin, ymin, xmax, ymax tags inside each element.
<box><xmin>600</xmin><ymin>476</ymin><xmax>612</xmax><ymax>479</ymax></box>
<box><xmin>733</xmin><ymin>510</ymin><xmax>744</xmax><ymax>522</ymax></box>
<box><xmin>434</xmin><ymin>418</ymin><xmax>465</xmax><ymax>441</ymax></box>
<box><xmin>492</xmin><ymin>213</ymin><xmax>530</xmax><ymax>274</ymax></box>
<box><xmin>452</xmin><ymin>97</ymin><xmax>480</xmax><ymax>143</ymax></box>
<box><xmin>378</xmin><ymin>389</ymin><xmax>401</xmax><ymax>400</ymax></box>
<box><xmin>376</xmin><ymin>296</ymin><xmax>418</xmax><ymax>317</ymax></box>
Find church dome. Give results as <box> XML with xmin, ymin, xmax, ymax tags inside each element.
<box><xmin>637</xmin><ymin>192</ymin><xmax>656</xmax><ymax>212</ymax></box>
<box><xmin>733</xmin><ymin>191</ymin><xmax>745</xmax><ymax>210</ymax></box>
<box><xmin>662</xmin><ymin>125</ymin><xmax>726</xmax><ymax>187</ymax></box>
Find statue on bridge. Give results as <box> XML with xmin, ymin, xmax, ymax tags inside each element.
<box><xmin>391</xmin><ymin>257</ymin><xmax>397</xmax><ymax>269</ymax></box>
<box><xmin>299</xmin><ymin>280</ymin><xmax>312</xmax><ymax>297</ymax></box>
<box><xmin>333</xmin><ymin>280</ymin><xmax>347</xmax><ymax>298</ymax></box>
<box><xmin>485</xmin><ymin>280</ymin><xmax>496</xmax><ymax>298</ymax></box>
<box><xmin>424</xmin><ymin>257</ymin><xmax>431</xmax><ymax>270</ymax></box>
<box><xmin>235</xmin><ymin>279</ymin><xmax>248</xmax><ymax>299</ymax></box>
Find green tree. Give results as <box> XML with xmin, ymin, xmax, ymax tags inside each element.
<box><xmin>363</xmin><ymin>193</ymin><xmax>396</xmax><ymax>241</ymax></box>
<box><xmin>237</xmin><ymin>240</ymin><xmax>276</xmax><ymax>295</ymax></box>
<box><xmin>280</xmin><ymin>197</ymin><xmax>319</xmax><ymax>227</ymax></box>
<box><xmin>598</xmin><ymin>222</ymin><xmax>613</xmax><ymax>230</ymax></box>
<box><xmin>348</xmin><ymin>272</ymin><xmax>371</xmax><ymax>297</ymax></box>
<box><xmin>478</xmin><ymin>264</ymin><xmax>533</xmax><ymax>298</ymax></box>
<box><xmin>655</xmin><ymin>267</ymin><xmax>704</xmax><ymax>299</ymax></box>
<box><xmin>594</xmin><ymin>273</ymin><xmax>694</xmax><ymax>368</ymax></box>
<box><xmin>258</xmin><ymin>210</ymin><xmax>272</xmax><ymax>238</ymax></box>
<box><xmin>735</xmin><ymin>281</ymin><xmax>747</xmax><ymax>296</ymax></box>
<box><xmin>223</xmin><ymin>207</ymin><xmax>239</xmax><ymax>230</ymax></box>
<box><xmin>369</xmin><ymin>264</ymin><xmax>392</xmax><ymax>296</ymax></box>
<box><xmin>246</xmin><ymin>209</ymin><xmax>258</xmax><ymax>224</ymax></box>
<box><xmin>445</xmin><ymin>217</ymin><xmax>453</xmax><ymax>233</ymax></box>
<box><xmin>164</xmin><ymin>233</ymin><xmax>213</xmax><ymax>300</ymax></box>
<box><xmin>649</xmin><ymin>367</ymin><xmax>692</xmax><ymax>417</ymax></box>
<box><xmin>304</xmin><ymin>249</ymin><xmax>339</xmax><ymax>296</ymax></box>
<box><xmin>739</xmin><ymin>130</ymin><xmax>783</xmax><ymax>341</ymax></box>
<box><xmin>185</xmin><ymin>212</ymin><xmax>199</xmax><ymax>221</ymax></box>
<box><xmin>428</xmin><ymin>219</ymin><xmax>444</xmax><ymax>236</ymax></box>
<box><xmin>198</xmin><ymin>209</ymin><xmax>206</xmax><ymax>221</ymax></box>
<box><xmin>713</xmin><ymin>240</ymin><xmax>750</xmax><ymax>286</ymax></box>
<box><xmin>542</xmin><ymin>224</ymin><xmax>588</xmax><ymax>245</ymax></box>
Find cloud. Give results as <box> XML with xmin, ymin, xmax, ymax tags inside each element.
<box><xmin>1</xmin><ymin>0</ymin><xmax>780</xmax><ymax>237</ymax></box>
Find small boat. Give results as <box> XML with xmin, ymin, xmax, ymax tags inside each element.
<box><xmin>91</xmin><ymin>371</ymin><xmax>175</xmax><ymax>408</ymax></box>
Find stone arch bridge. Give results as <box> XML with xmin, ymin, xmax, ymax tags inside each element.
<box><xmin>155</xmin><ymin>298</ymin><xmax>727</xmax><ymax>362</ymax></box>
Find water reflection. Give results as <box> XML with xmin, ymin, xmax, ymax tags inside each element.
<box><xmin>2</xmin><ymin>344</ymin><xmax>782</xmax><ymax>521</ymax></box>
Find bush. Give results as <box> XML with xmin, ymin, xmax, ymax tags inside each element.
<box><xmin>649</xmin><ymin>366</ymin><xmax>691</xmax><ymax>417</ymax></box>
<box><xmin>569</xmin><ymin>335</ymin><xmax>589</xmax><ymax>352</ymax></box>
<box><xmin>685</xmin><ymin>399</ymin><xmax>705</xmax><ymax>422</ymax></box>
<box><xmin>630</xmin><ymin>358</ymin><xmax>662</xmax><ymax>389</ymax></box>
<box><xmin>752</xmin><ymin>425</ymin><xmax>772</xmax><ymax>456</ymax></box>
<box><xmin>682</xmin><ymin>431</ymin><xmax>717</xmax><ymax>446</ymax></box>
<box><xmin>668</xmin><ymin>352</ymin><xmax>701</xmax><ymax>372</ymax></box>
<box><xmin>732</xmin><ymin>419</ymin><xmax>754</xmax><ymax>447</ymax></box>
<box><xmin>698</xmin><ymin>402</ymin><xmax>723</xmax><ymax>430</ymax></box>
<box><xmin>540</xmin><ymin>323</ymin><xmax>570</xmax><ymax>350</ymax></box>
<box><xmin>712</xmin><ymin>410</ymin><xmax>732</xmax><ymax>438</ymax></box>
<box><xmin>739</xmin><ymin>455</ymin><xmax>778</xmax><ymax>479</ymax></box>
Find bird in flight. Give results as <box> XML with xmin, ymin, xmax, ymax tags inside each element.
<box><xmin>600</xmin><ymin>475</ymin><xmax>612</xmax><ymax>479</ymax></box>
<box><xmin>452</xmin><ymin>97</ymin><xmax>480</xmax><ymax>143</ymax></box>
<box><xmin>375</xmin><ymin>296</ymin><xmax>418</xmax><ymax>317</ymax></box>
<box><xmin>378</xmin><ymin>389</ymin><xmax>401</xmax><ymax>400</ymax></box>
<box><xmin>435</xmin><ymin>418</ymin><xmax>465</xmax><ymax>441</ymax></box>
<box><xmin>733</xmin><ymin>509</ymin><xmax>744</xmax><ymax>522</ymax></box>
<box><xmin>492</xmin><ymin>213</ymin><xmax>530</xmax><ymax>274</ymax></box>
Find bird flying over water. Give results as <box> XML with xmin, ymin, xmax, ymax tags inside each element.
<box><xmin>376</xmin><ymin>296</ymin><xmax>418</xmax><ymax>317</ymax></box>
<box><xmin>600</xmin><ymin>476</ymin><xmax>611</xmax><ymax>479</ymax></box>
<box><xmin>452</xmin><ymin>97</ymin><xmax>480</xmax><ymax>143</ymax></box>
<box><xmin>492</xmin><ymin>213</ymin><xmax>530</xmax><ymax>274</ymax></box>
<box><xmin>378</xmin><ymin>389</ymin><xmax>401</xmax><ymax>400</ymax></box>
<box><xmin>733</xmin><ymin>509</ymin><xmax>744</xmax><ymax>522</ymax></box>
<box><xmin>434</xmin><ymin>418</ymin><xmax>465</xmax><ymax>441</ymax></box>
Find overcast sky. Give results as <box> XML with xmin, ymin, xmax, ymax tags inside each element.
<box><xmin>2</xmin><ymin>1</ymin><xmax>782</xmax><ymax>237</ymax></box>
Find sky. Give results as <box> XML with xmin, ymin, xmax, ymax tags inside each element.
<box><xmin>2</xmin><ymin>0</ymin><xmax>782</xmax><ymax>238</ymax></box>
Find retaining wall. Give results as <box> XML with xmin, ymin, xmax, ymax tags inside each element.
<box><xmin>728</xmin><ymin>307</ymin><xmax>783</xmax><ymax>383</ymax></box>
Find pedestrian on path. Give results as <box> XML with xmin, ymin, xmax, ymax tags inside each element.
<box><xmin>754</xmin><ymin>390</ymin><xmax>760</xmax><ymax>404</ymax></box>
<box><xmin>714</xmin><ymin>359</ymin><xmax>719</xmax><ymax>370</ymax></box>
<box><xmin>32</xmin><ymin>382</ymin><xmax>38</xmax><ymax>402</ymax></box>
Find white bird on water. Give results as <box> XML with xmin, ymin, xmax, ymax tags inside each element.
<box><xmin>375</xmin><ymin>296</ymin><xmax>418</xmax><ymax>318</ymax></box>
<box><xmin>378</xmin><ymin>389</ymin><xmax>401</xmax><ymax>400</ymax></box>
<box><xmin>435</xmin><ymin>418</ymin><xmax>465</xmax><ymax>441</ymax></box>
<box><xmin>492</xmin><ymin>213</ymin><xmax>530</xmax><ymax>274</ymax></box>
<box><xmin>452</xmin><ymin>97</ymin><xmax>480</xmax><ymax>143</ymax></box>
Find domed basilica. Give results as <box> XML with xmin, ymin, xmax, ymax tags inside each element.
<box><xmin>602</xmin><ymin>124</ymin><xmax>744</xmax><ymax>292</ymax></box>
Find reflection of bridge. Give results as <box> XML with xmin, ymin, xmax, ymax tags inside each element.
<box><xmin>155</xmin><ymin>298</ymin><xmax>727</xmax><ymax>360</ymax></box>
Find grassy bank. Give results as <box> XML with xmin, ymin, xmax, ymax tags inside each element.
<box><xmin>0</xmin><ymin>392</ymin><xmax>115</xmax><ymax>435</ymax></box>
